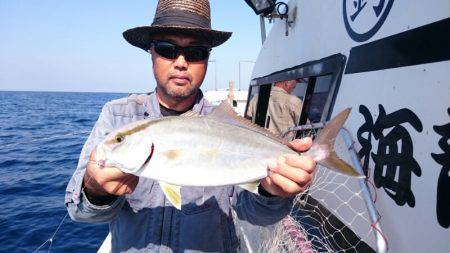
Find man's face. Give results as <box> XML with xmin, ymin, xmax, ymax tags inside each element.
<box><xmin>151</xmin><ymin>34</ymin><xmax>209</xmax><ymax>102</ymax></box>
<box><xmin>285</xmin><ymin>80</ymin><xmax>297</xmax><ymax>94</ymax></box>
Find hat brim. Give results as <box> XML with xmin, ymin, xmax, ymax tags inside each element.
<box><xmin>123</xmin><ymin>25</ymin><xmax>232</xmax><ymax>50</ymax></box>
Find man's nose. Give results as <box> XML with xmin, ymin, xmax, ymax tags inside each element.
<box><xmin>173</xmin><ymin>54</ymin><xmax>188</xmax><ymax>70</ymax></box>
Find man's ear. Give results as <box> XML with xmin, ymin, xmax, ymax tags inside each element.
<box><xmin>149</xmin><ymin>48</ymin><xmax>156</xmax><ymax>65</ymax></box>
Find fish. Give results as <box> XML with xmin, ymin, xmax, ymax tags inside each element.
<box><xmin>95</xmin><ymin>101</ymin><xmax>364</xmax><ymax>209</ymax></box>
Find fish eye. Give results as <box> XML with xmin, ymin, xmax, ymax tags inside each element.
<box><xmin>116</xmin><ymin>135</ymin><xmax>125</xmax><ymax>143</ymax></box>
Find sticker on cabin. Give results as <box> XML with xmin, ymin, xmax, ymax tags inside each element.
<box><xmin>431</xmin><ymin>108</ymin><xmax>450</xmax><ymax>229</ymax></box>
<box><xmin>357</xmin><ymin>104</ymin><xmax>423</xmax><ymax>207</ymax></box>
<box><xmin>343</xmin><ymin>0</ymin><xmax>395</xmax><ymax>42</ymax></box>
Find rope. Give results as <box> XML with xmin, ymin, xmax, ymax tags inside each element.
<box><xmin>32</xmin><ymin>213</ymin><xmax>69</xmax><ymax>253</ymax></box>
<box><xmin>32</xmin><ymin>175</ymin><xmax>94</xmax><ymax>252</ymax></box>
<box><xmin>371</xmin><ymin>213</ymin><xmax>389</xmax><ymax>251</ymax></box>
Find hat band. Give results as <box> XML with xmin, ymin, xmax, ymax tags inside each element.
<box><xmin>152</xmin><ymin>10</ymin><xmax>211</xmax><ymax>29</ymax></box>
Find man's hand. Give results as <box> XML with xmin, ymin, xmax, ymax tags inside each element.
<box><xmin>260</xmin><ymin>137</ymin><xmax>316</xmax><ymax>197</ymax></box>
<box><xmin>83</xmin><ymin>149</ymin><xmax>139</xmax><ymax>198</ymax></box>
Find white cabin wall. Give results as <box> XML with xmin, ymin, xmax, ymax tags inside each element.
<box><xmin>335</xmin><ymin>61</ymin><xmax>450</xmax><ymax>252</ymax></box>
<box><xmin>252</xmin><ymin>0</ymin><xmax>450</xmax><ymax>79</ymax></box>
<box><xmin>252</xmin><ymin>0</ymin><xmax>345</xmax><ymax>78</ymax></box>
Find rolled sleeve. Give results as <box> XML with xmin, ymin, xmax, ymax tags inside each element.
<box><xmin>232</xmin><ymin>187</ymin><xmax>293</xmax><ymax>226</ymax></box>
<box><xmin>65</xmin><ymin>168</ymin><xmax>126</xmax><ymax>223</ymax></box>
<box><xmin>65</xmin><ymin>103</ymin><xmax>124</xmax><ymax>223</ymax></box>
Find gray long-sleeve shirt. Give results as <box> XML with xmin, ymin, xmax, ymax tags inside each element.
<box><xmin>65</xmin><ymin>90</ymin><xmax>293</xmax><ymax>252</ymax></box>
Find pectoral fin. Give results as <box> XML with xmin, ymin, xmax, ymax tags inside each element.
<box><xmin>238</xmin><ymin>181</ymin><xmax>260</xmax><ymax>194</ymax></box>
<box><xmin>159</xmin><ymin>181</ymin><xmax>182</xmax><ymax>210</ymax></box>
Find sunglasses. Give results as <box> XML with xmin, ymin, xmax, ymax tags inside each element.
<box><xmin>149</xmin><ymin>40</ymin><xmax>211</xmax><ymax>62</ymax></box>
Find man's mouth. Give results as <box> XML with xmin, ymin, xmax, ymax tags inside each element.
<box><xmin>170</xmin><ymin>74</ymin><xmax>190</xmax><ymax>85</ymax></box>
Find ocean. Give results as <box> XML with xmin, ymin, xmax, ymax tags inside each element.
<box><xmin>0</xmin><ymin>91</ymin><xmax>129</xmax><ymax>252</ymax></box>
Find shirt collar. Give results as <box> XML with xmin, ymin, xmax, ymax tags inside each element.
<box><xmin>271</xmin><ymin>86</ymin><xmax>289</xmax><ymax>94</ymax></box>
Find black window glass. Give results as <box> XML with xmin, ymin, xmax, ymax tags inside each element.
<box><xmin>245</xmin><ymin>85</ymin><xmax>260</xmax><ymax>120</ymax></box>
<box><xmin>307</xmin><ymin>75</ymin><xmax>332</xmax><ymax>123</ymax></box>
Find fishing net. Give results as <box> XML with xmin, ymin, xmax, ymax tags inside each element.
<box><xmin>236</xmin><ymin>126</ymin><xmax>387</xmax><ymax>253</ymax></box>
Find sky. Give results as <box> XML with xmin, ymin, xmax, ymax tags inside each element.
<box><xmin>0</xmin><ymin>1</ymin><xmax>266</xmax><ymax>93</ymax></box>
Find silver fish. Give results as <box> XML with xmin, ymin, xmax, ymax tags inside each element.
<box><xmin>96</xmin><ymin>101</ymin><xmax>363</xmax><ymax>209</ymax></box>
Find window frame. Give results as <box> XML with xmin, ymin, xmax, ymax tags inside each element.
<box><xmin>245</xmin><ymin>54</ymin><xmax>347</xmax><ymax>127</ymax></box>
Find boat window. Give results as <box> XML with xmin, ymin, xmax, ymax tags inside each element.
<box><xmin>265</xmin><ymin>79</ymin><xmax>308</xmax><ymax>140</ymax></box>
<box><xmin>245</xmin><ymin>83</ymin><xmax>271</xmax><ymax>127</ymax></box>
<box><xmin>245</xmin><ymin>85</ymin><xmax>259</xmax><ymax>120</ymax></box>
<box><xmin>245</xmin><ymin>54</ymin><xmax>346</xmax><ymax>140</ymax></box>
<box><xmin>302</xmin><ymin>75</ymin><xmax>333</xmax><ymax>123</ymax></box>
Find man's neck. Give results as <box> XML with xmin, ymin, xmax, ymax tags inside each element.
<box><xmin>156</xmin><ymin>90</ymin><xmax>198</xmax><ymax>112</ymax></box>
<box><xmin>273</xmin><ymin>85</ymin><xmax>289</xmax><ymax>94</ymax></box>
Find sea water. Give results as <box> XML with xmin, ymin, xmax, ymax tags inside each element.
<box><xmin>0</xmin><ymin>91</ymin><xmax>128</xmax><ymax>252</ymax></box>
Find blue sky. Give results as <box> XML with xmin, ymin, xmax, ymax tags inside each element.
<box><xmin>0</xmin><ymin>1</ymin><xmax>264</xmax><ymax>93</ymax></box>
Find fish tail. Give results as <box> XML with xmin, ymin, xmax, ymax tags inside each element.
<box><xmin>310</xmin><ymin>108</ymin><xmax>365</xmax><ymax>178</ymax></box>
<box><xmin>318</xmin><ymin>150</ymin><xmax>365</xmax><ymax>178</ymax></box>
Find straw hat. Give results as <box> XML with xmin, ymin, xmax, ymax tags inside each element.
<box><xmin>123</xmin><ymin>0</ymin><xmax>232</xmax><ymax>50</ymax></box>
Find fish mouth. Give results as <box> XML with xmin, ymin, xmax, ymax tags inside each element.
<box><xmin>139</xmin><ymin>143</ymin><xmax>155</xmax><ymax>170</ymax></box>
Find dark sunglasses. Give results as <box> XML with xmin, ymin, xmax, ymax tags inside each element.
<box><xmin>149</xmin><ymin>40</ymin><xmax>211</xmax><ymax>62</ymax></box>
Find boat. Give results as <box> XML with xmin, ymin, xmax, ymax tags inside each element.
<box><xmin>239</xmin><ymin>0</ymin><xmax>450</xmax><ymax>252</ymax></box>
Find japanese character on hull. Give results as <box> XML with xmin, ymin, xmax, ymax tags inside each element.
<box><xmin>358</xmin><ymin>104</ymin><xmax>423</xmax><ymax>207</ymax></box>
<box><xmin>350</xmin><ymin>0</ymin><xmax>387</xmax><ymax>21</ymax></box>
<box><xmin>431</xmin><ymin>108</ymin><xmax>450</xmax><ymax>229</ymax></box>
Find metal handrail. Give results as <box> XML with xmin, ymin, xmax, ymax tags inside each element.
<box><xmin>281</xmin><ymin>122</ymin><xmax>326</xmax><ymax>138</ymax></box>
<box><xmin>340</xmin><ymin>127</ymin><xmax>389</xmax><ymax>253</ymax></box>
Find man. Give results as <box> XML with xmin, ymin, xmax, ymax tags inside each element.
<box><xmin>246</xmin><ymin>80</ymin><xmax>303</xmax><ymax>140</ymax></box>
<box><xmin>267</xmin><ymin>80</ymin><xmax>303</xmax><ymax>140</ymax></box>
<box><xmin>65</xmin><ymin>0</ymin><xmax>316</xmax><ymax>252</ymax></box>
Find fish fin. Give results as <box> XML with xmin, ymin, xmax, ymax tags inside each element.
<box><xmin>318</xmin><ymin>151</ymin><xmax>365</xmax><ymax>178</ymax></box>
<box><xmin>314</xmin><ymin>108</ymin><xmax>351</xmax><ymax>147</ymax></box>
<box><xmin>159</xmin><ymin>181</ymin><xmax>182</xmax><ymax>210</ymax></box>
<box><xmin>208</xmin><ymin>101</ymin><xmax>289</xmax><ymax>145</ymax></box>
<box><xmin>180</xmin><ymin>110</ymin><xmax>201</xmax><ymax>117</ymax></box>
<box><xmin>311</xmin><ymin>108</ymin><xmax>364</xmax><ymax>178</ymax></box>
<box><xmin>238</xmin><ymin>181</ymin><xmax>260</xmax><ymax>194</ymax></box>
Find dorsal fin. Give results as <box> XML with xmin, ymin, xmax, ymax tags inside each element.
<box><xmin>208</xmin><ymin>101</ymin><xmax>290</xmax><ymax>145</ymax></box>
